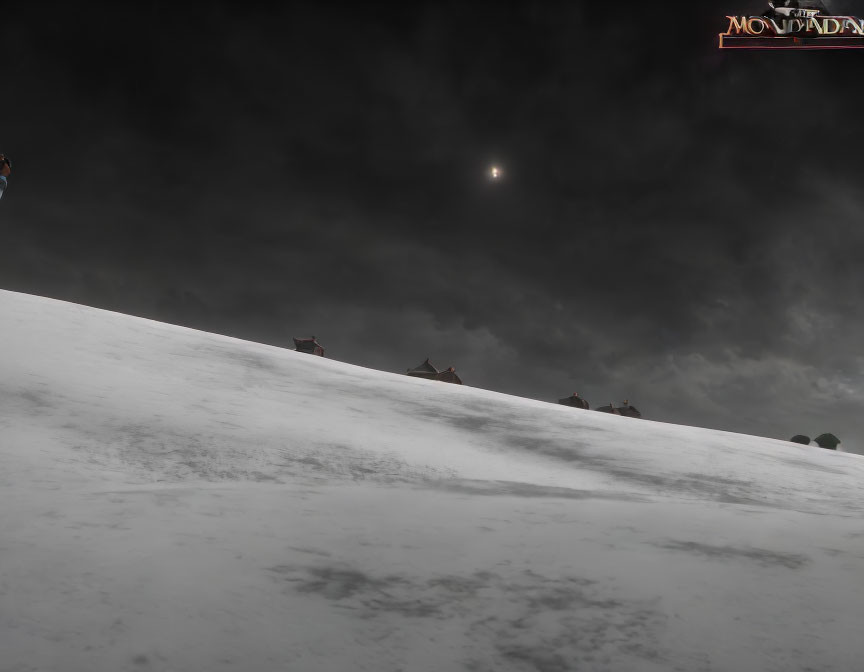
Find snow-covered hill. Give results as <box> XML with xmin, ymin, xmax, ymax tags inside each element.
<box><xmin>2</xmin><ymin>289</ymin><xmax>863</xmax><ymax>672</ymax></box>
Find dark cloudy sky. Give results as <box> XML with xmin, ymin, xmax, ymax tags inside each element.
<box><xmin>2</xmin><ymin>1</ymin><xmax>863</xmax><ymax>453</ymax></box>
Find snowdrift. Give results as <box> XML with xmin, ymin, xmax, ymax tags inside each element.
<box><xmin>1</xmin><ymin>289</ymin><xmax>863</xmax><ymax>672</ymax></box>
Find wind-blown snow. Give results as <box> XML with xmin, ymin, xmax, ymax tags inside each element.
<box><xmin>1</xmin><ymin>288</ymin><xmax>863</xmax><ymax>672</ymax></box>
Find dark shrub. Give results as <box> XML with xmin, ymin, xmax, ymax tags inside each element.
<box><xmin>813</xmin><ymin>433</ymin><xmax>841</xmax><ymax>450</ymax></box>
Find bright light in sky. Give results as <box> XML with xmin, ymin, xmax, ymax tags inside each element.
<box><xmin>489</xmin><ymin>166</ymin><xmax>501</xmax><ymax>180</ymax></box>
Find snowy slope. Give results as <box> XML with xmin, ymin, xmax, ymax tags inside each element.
<box><xmin>1</xmin><ymin>288</ymin><xmax>863</xmax><ymax>672</ymax></box>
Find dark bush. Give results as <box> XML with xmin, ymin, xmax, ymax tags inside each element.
<box><xmin>814</xmin><ymin>433</ymin><xmax>841</xmax><ymax>450</ymax></box>
<box><xmin>789</xmin><ymin>435</ymin><xmax>810</xmax><ymax>445</ymax></box>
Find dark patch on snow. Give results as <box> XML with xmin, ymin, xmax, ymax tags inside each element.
<box><xmin>426</xmin><ymin>574</ymin><xmax>491</xmax><ymax>595</ymax></box>
<box><xmin>269</xmin><ymin>564</ymin><xmax>418</xmax><ymax>608</ymax></box>
<box><xmin>502</xmin><ymin>435</ymin><xmax>596</xmax><ymax>461</ymax></box>
<box><xmin>764</xmin><ymin>455</ymin><xmax>847</xmax><ymax>475</ymax></box>
<box><xmin>290</xmin><ymin>456</ymin><xmax>325</xmax><ymax>468</ymax></box>
<box><xmin>250</xmin><ymin>471</ymin><xmax>282</xmax><ymax>482</ymax></box>
<box><xmin>406</xmin><ymin>402</ymin><xmax>796</xmax><ymax>509</ymax></box>
<box><xmin>415</xmin><ymin>404</ymin><xmax>558</xmax><ymax>444</ymax></box>
<box><xmin>286</xmin><ymin>546</ymin><xmax>333</xmax><ymax>558</ymax></box>
<box><xmin>522</xmin><ymin>442</ymin><xmax>774</xmax><ymax>506</ymax></box>
<box><xmin>497</xmin><ymin>646</ymin><xmax>571</xmax><ymax>672</ymax></box>
<box><xmin>654</xmin><ymin>540</ymin><xmax>809</xmax><ymax>569</ymax></box>
<box><xmin>426</xmin><ymin>478</ymin><xmax>651</xmax><ymax>502</ymax></box>
<box><xmin>293</xmin><ymin>566</ymin><xmax>404</xmax><ymax>600</ymax></box>
<box><xmin>193</xmin><ymin>344</ymin><xmax>282</xmax><ymax>375</ymax></box>
<box><xmin>274</xmin><ymin>563</ymin><xmax>669</xmax><ymax>668</ymax></box>
<box><xmin>2</xmin><ymin>386</ymin><xmax>57</xmax><ymax>415</ymax></box>
<box><xmin>275</xmin><ymin>444</ymin><xmax>456</xmax><ymax>484</ymax></box>
<box><xmin>682</xmin><ymin>472</ymin><xmax>753</xmax><ymax>487</ymax></box>
<box><xmin>447</xmin><ymin>415</ymin><xmax>492</xmax><ymax>432</ymax></box>
<box><xmin>18</xmin><ymin>389</ymin><xmax>53</xmax><ymax>409</ymax></box>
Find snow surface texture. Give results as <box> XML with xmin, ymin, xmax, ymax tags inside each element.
<box><xmin>1</xmin><ymin>288</ymin><xmax>863</xmax><ymax>672</ymax></box>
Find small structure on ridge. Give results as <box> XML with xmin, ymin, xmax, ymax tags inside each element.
<box><xmin>596</xmin><ymin>400</ymin><xmax>642</xmax><ymax>418</ymax></box>
<box><xmin>293</xmin><ymin>336</ymin><xmax>325</xmax><ymax>357</ymax></box>
<box><xmin>559</xmin><ymin>393</ymin><xmax>590</xmax><ymax>409</ymax></box>
<box><xmin>437</xmin><ymin>367</ymin><xmax>463</xmax><ymax>385</ymax></box>
<box><xmin>406</xmin><ymin>358</ymin><xmax>463</xmax><ymax>385</ymax></box>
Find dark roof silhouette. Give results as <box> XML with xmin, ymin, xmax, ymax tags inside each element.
<box><xmin>618</xmin><ymin>404</ymin><xmax>641</xmax><ymax>419</ymax></box>
<box><xmin>293</xmin><ymin>336</ymin><xmax>325</xmax><ymax>356</ymax></box>
<box><xmin>406</xmin><ymin>359</ymin><xmax>462</xmax><ymax>384</ymax></box>
<box><xmin>559</xmin><ymin>393</ymin><xmax>590</xmax><ymax>409</ymax></box>
<box><xmin>406</xmin><ymin>358</ymin><xmax>440</xmax><ymax>379</ymax></box>
<box><xmin>437</xmin><ymin>368</ymin><xmax>463</xmax><ymax>385</ymax></box>
<box><xmin>596</xmin><ymin>401</ymin><xmax>641</xmax><ymax>418</ymax></box>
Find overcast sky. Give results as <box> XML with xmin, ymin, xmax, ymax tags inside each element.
<box><xmin>2</xmin><ymin>1</ymin><xmax>863</xmax><ymax>452</ymax></box>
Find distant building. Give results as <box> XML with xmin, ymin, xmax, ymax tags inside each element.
<box><xmin>406</xmin><ymin>358</ymin><xmax>439</xmax><ymax>380</ymax></box>
<box><xmin>406</xmin><ymin>358</ymin><xmax>463</xmax><ymax>385</ymax></box>
<box><xmin>437</xmin><ymin>367</ymin><xmax>463</xmax><ymax>385</ymax></box>
<box><xmin>559</xmin><ymin>393</ymin><xmax>590</xmax><ymax>409</ymax></box>
<box><xmin>596</xmin><ymin>400</ymin><xmax>642</xmax><ymax>418</ymax></box>
<box><xmin>293</xmin><ymin>336</ymin><xmax>325</xmax><ymax>356</ymax></box>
